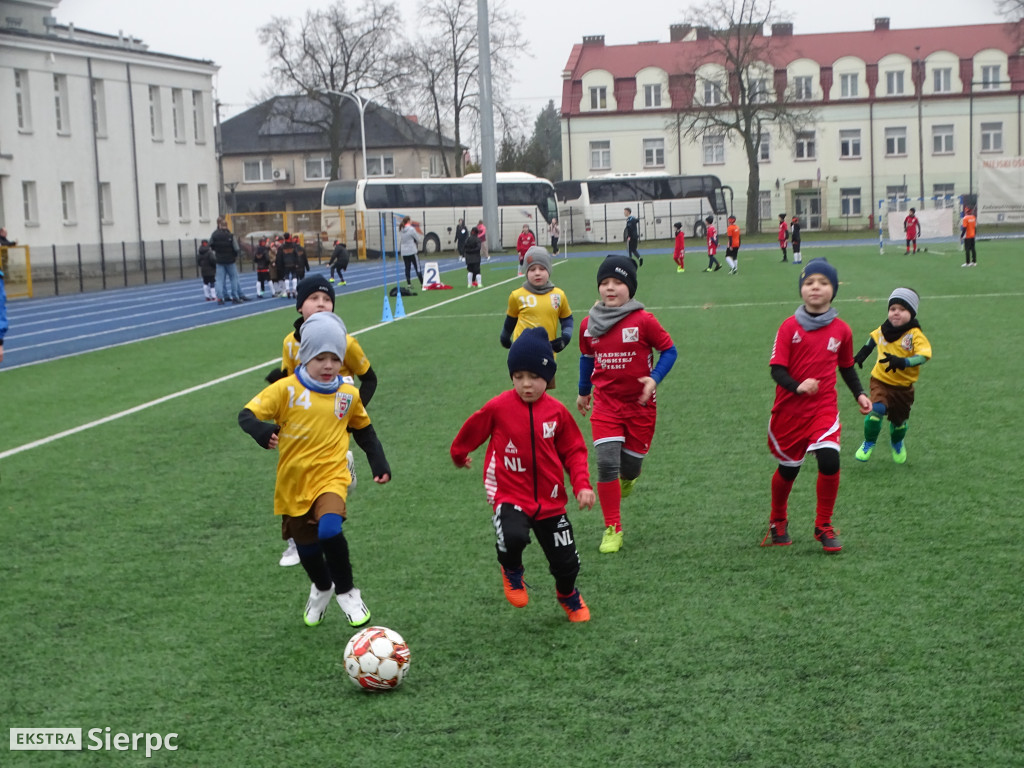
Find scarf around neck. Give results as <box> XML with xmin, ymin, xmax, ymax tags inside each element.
<box><xmin>587</xmin><ymin>299</ymin><xmax>644</xmax><ymax>337</ymax></box>
<box><xmin>522</xmin><ymin>278</ymin><xmax>555</xmax><ymax>295</ymax></box>
<box><xmin>794</xmin><ymin>305</ymin><xmax>838</xmax><ymax>332</ymax></box>
<box><xmin>880</xmin><ymin>317</ymin><xmax>921</xmax><ymax>343</ymax></box>
<box><xmin>295</xmin><ymin>364</ymin><xmax>342</xmax><ymax>394</ymax></box>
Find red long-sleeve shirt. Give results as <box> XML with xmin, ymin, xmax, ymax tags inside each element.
<box><xmin>451</xmin><ymin>389</ymin><xmax>592</xmax><ymax>519</ymax></box>
<box><xmin>516</xmin><ymin>231</ymin><xmax>536</xmax><ymax>257</ymax></box>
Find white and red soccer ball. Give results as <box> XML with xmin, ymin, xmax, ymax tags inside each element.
<box><xmin>344</xmin><ymin>626</ymin><xmax>410</xmax><ymax>690</ymax></box>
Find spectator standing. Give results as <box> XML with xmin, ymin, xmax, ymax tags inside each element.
<box><xmin>399</xmin><ymin>216</ymin><xmax>424</xmax><ymax>288</ymax></box>
<box><xmin>550</xmin><ymin>217</ymin><xmax>561</xmax><ymax>256</ymax></box>
<box><xmin>623</xmin><ymin>208</ymin><xmax>642</xmax><ymax>266</ymax></box>
<box><xmin>209</xmin><ymin>217</ymin><xmax>248</xmax><ymax>304</ymax></box>
<box><xmin>455</xmin><ymin>219</ymin><xmax>469</xmax><ymax>262</ymax></box>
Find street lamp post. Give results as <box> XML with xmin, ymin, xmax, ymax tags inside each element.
<box><xmin>324</xmin><ymin>89</ymin><xmax>368</xmax><ymax>179</ymax></box>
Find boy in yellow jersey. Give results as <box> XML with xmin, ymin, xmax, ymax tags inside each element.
<box><xmin>266</xmin><ymin>274</ymin><xmax>378</xmax><ymax>566</ymax></box>
<box><xmin>239</xmin><ymin>312</ymin><xmax>391</xmax><ymax>628</ymax></box>
<box><xmin>499</xmin><ymin>247</ymin><xmax>573</xmax><ymax>354</ymax></box>
<box><xmin>853</xmin><ymin>288</ymin><xmax>932</xmax><ymax>464</ymax></box>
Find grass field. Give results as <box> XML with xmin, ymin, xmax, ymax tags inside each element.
<box><xmin>2</xmin><ymin>239</ymin><xmax>1022</xmax><ymax>767</ymax></box>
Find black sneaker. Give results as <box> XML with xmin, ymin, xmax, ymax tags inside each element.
<box><xmin>761</xmin><ymin>520</ymin><xmax>792</xmax><ymax>546</ymax></box>
<box><xmin>814</xmin><ymin>525</ymin><xmax>843</xmax><ymax>553</ymax></box>
<box><xmin>713</xmin><ymin>264</ymin><xmax>722</xmax><ymax>271</ymax></box>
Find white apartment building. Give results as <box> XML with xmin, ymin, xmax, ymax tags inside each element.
<box><xmin>0</xmin><ymin>0</ymin><xmax>219</xmax><ymax>250</ymax></box>
<box><xmin>559</xmin><ymin>18</ymin><xmax>1021</xmax><ymax>230</ymax></box>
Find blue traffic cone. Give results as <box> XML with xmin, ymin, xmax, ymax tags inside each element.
<box><xmin>381</xmin><ymin>294</ymin><xmax>394</xmax><ymax>323</ymax></box>
<box><xmin>394</xmin><ymin>289</ymin><xmax>406</xmax><ymax>319</ymax></box>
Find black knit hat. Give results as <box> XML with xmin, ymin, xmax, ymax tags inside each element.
<box><xmin>596</xmin><ymin>255</ymin><xmax>638</xmax><ymax>298</ymax></box>
<box><xmin>295</xmin><ymin>274</ymin><xmax>335</xmax><ymax>311</ymax></box>
<box><xmin>507</xmin><ymin>327</ymin><xmax>557</xmax><ymax>383</ymax></box>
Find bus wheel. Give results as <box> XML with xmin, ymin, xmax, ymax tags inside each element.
<box><xmin>423</xmin><ymin>233</ymin><xmax>441</xmax><ymax>254</ymax></box>
<box><xmin>694</xmin><ymin>221</ymin><xmax>707</xmax><ymax>239</ymax></box>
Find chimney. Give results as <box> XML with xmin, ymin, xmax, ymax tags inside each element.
<box><xmin>695</xmin><ymin>26</ymin><xmax>711</xmax><ymax>40</ymax></box>
<box><xmin>874</xmin><ymin>17</ymin><xmax>890</xmax><ymax>31</ymax></box>
<box><xmin>670</xmin><ymin>23</ymin><xmax>692</xmax><ymax>42</ymax></box>
<box><xmin>582</xmin><ymin>35</ymin><xmax>605</xmax><ymax>46</ymax></box>
<box><xmin>771</xmin><ymin>23</ymin><xmax>793</xmax><ymax>37</ymax></box>
<box><xmin>405</xmin><ymin>115</ymin><xmax>418</xmax><ymax>124</ymax></box>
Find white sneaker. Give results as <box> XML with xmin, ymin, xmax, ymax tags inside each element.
<box><xmin>279</xmin><ymin>538</ymin><xmax>300</xmax><ymax>567</ymax></box>
<box><xmin>303</xmin><ymin>582</ymin><xmax>334</xmax><ymax>626</ymax></box>
<box><xmin>961</xmin><ymin>262</ymin><xmax>969</xmax><ymax>267</ymax></box>
<box><xmin>347</xmin><ymin>450</ymin><xmax>357</xmax><ymax>492</ymax></box>
<box><xmin>336</xmin><ymin>587</ymin><xmax>370</xmax><ymax>627</ymax></box>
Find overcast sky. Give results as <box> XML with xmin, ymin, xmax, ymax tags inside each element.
<box><xmin>56</xmin><ymin>0</ymin><xmax>1005</xmax><ymax>126</ymax></box>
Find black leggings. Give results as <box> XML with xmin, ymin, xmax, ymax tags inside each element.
<box><xmin>403</xmin><ymin>255</ymin><xmax>422</xmax><ymax>284</ymax></box>
<box><xmin>492</xmin><ymin>504</ymin><xmax>580</xmax><ymax>595</ymax></box>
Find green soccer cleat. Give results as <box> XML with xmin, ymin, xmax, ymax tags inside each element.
<box><xmin>855</xmin><ymin>441</ymin><xmax>875</xmax><ymax>462</ymax></box>
<box><xmin>599</xmin><ymin>525</ymin><xmax>623</xmax><ymax>554</ymax></box>
<box><xmin>891</xmin><ymin>442</ymin><xmax>907</xmax><ymax>464</ymax></box>
<box><xmin>620</xmin><ymin>477</ymin><xmax>638</xmax><ymax>499</ymax></box>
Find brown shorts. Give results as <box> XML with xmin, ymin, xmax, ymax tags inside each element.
<box><xmin>869</xmin><ymin>377</ymin><xmax>915</xmax><ymax>425</ymax></box>
<box><xmin>281</xmin><ymin>493</ymin><xmax>347</xmax><ymax>545</ymax></box>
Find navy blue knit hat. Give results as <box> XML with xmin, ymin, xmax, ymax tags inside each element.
<box><xmin>799</xmin><ymin>258</ymin><xmax>839</xmax><ymax>299</ymax></box>
<box><xmin>507</xmin><ymin>327</ymin><xmax>557</xmax><ymax>383</ymax></box>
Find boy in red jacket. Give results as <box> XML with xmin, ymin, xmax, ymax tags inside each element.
<box><xmin>516</xmin><ymin>225</ymin><xmax>536</xmax><ymax>276</ymax></box>
<box><xmin>672</xmin><ymin>222</ymin><xmax>685</xmax><ymax>273</ymax></box>
<box><xmin>451</xmin><ymin>327</ymin><xmax>596</xmax><ymax>622</ymax></box>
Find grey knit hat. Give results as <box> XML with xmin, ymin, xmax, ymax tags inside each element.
<box><xmin>888</xmin><ymin>287</ymin><xmax>920</xmax><ymax>318</ymax></box>
<box><xmin>298</xmin><ymin>312</ymin><xmax>348</xmax><ymax>365</ymax></box>
<box><xmin>522</xmin><ymin>246</ymin><xmax>552</xmax><ymax>275</ymax></box>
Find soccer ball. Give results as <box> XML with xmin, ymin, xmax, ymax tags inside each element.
<box><xmin>344</xmin><ymin>626</ymin><xmax>411</xmax><ymax>690</ymax></box>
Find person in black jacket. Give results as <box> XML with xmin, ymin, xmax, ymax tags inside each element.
<box><xmin>197</xmin><ymin>239</ymin><xmax>217</xmax><ymax>301</ymax></box>
<box><xmin>463</xmin><ymin>226</ymin><xmax>482</xmax><ymax>287</ymax></box>
<box><xmin>455</xmin><ymin>219</ymin><xmax>469</xmax><ymax>262</ymax></box>
<box><xmin>329</xmin><ymin>240</ymin><xmax>349</xmax><ymax>285</ymax></box>
<box><xmin>209</xmin><ymin>217</ymin><xmax>248</xmax><ymax>304</ymax></box>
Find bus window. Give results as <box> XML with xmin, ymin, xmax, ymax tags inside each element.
<box><xmin>555</xmin><ymin>181</ymin><xmax>581</xmax><ymax>203</ymax></box>
<box><xmin>424</xmin><ymin>185</ymin><xmax>453</xmax><ymax>207</ymax></box>
<box><xmin>323</xmin><ymin>180</ymin><xmax>357</xmax><ymax>207</ymax></box>
<box><xmin>364</xmin><ymin>185</ymin><xmax>389</xmax><ymax>209</ymax></box>
<box><xmin>452</xmin><ymin>184</ymin><xmax>482</xmax><ymax>208</ymax></box>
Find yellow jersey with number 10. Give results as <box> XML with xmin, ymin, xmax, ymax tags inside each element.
<box><xmin>506</xmin><ymin>286</ymin><xmax>571</xmax><ymax>342</ymax></box>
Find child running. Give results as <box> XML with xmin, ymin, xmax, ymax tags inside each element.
<box><xmin>853</xmin><ymin>288</ymin><xmax>932</xmax><ymax>464</ymax></box>
<box><xmin>451</xmin><ymin>327</ymin><xmax>595</xmax><ymax>622</ymax></box>
<box><xmin>764</xmin><ymin>259</ymin><xmax>871</xmax><ymax>554</ymax></box>
<box><xmin>239</xmin><ymin>312</ymin><xmax>391</xmax><ymax>628</ymax></box>
<box><xmin>499</xmin><ymin>246</ymin><xmax>573</xmax><ymax>354</ymax></box>
<box><xmin>577</xmin><ymin>256</ymin><xmax>677</xmax><ymax>554</ymax></box>
<box><xmin>672</xmin><ymin>222</ymin><xmax>685</xmax><ymax>273</ymax></box>
<box><xmin>516</xmin><ymin>224</ymin><xmax>536</xmax><ymax>276</ymax></box>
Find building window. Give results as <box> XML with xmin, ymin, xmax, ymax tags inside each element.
<box><xmin>758</xmin><ymin>190</ymin><xmax>772</xmax><ymax>220</ymax></box>
<box><xmin>367</xmin><ymin>154</ymin><xmax>395</xmax><ymax>176</ymax></box>
<box><xmin>91</xmin><ymin>79</ymin><xmax>107</xmax><ymax>137</ymax></box>
<box><xmin>197</xmin><ymin>184</ymin><xmax>210</xmax><ymax>221</ymax></box>
<box><xmin>155</xmin><ymin>183</ymin><xmax>168</xmax><ymax>222</ymax></box>
<box><xmin>886</xmin><ymin>71</ymin><xmax>905</xmax><ymax>96</ymax></box>
<box><xmin>886</xmin><ymin>185</ymin><xmax>908</xmax><ymax>211</ymax></box>
<box><xmin>643</xmin><ymin>138</ymin><xmax>665</xmax><ymax>168</ymax></box>
<box><xmin>703</xmin><ymin>80</ymin><xmax>722</xmax><ymax>105</ymax></box>
<box><xmin>589</xmin><ymin>140</ymin><xmax>611</xmax><ymax>170</ymax></box>
<box><xmin>840</xmin><ymin>188</ymin><xmax>861</xmax><ymax>216</ymax></box>
<box><xmin>839</xmin><ymin>129</ymin><xmax>861</xmax><ymax>158</ymax></box>
<box><xmin>172</xmin><ymin>89</ymin><xmax>186</xmax><ymax>142</ymax></box>
<box><xmin>885</xmin><ymin>127</ymin><xmax>908</xmax><ymax>156</ymax></box>
<box><xmin>644</xmin><ymin>84</ymin><xmax>662</xmax><ymax>108</ymax></box>
<box><xmin>980</xmin><ymin>122</ymin><xmax>1003</xmax><ymax>152</ymax></box>
<box><xmin>15</xmin><ymin>70</ymin><xmax>32</xmax><ymax>131</ymax></box>
<box><xmin>795</xmin><ymin>131</ymin><xmax>815</xmax><ymax>160</ymax></box>
<box><xmin>192</xmin><ymin>91</ymin><xmax>206</xmax><ymax>143</ymax></box>
<box><xmin>703</xmin><ymin>134</ymin><xmax>725</xmax><ymax>164</ymax></box>
<box><xmin>758</xmin><ymin>132</ymin><xmax>770</xmax><ymax>162</ymax></box>
<box><xmin>932</xmin><ymin>124</ymin><xmax>954</xmax><ymax>155</ymax></box>
<box><xmin>748</xmin><ymin>78</ymin><xmax>769</xmax><ymax>103</ymax></box>
<box><xmin>22</xmin><ymin>181</ymin><xmax>38</xmax><ymax>224</ymax></box>
<box><xmin>933</xmin><ymin>67</ymin><xmax>952</xmax><ymax>93</ymax></box>
<box><xmin>177</xmin><ymin>184</ymin><xmax>190</xmax><ymax>221</ymax></box>
<box><xmin>840</xmin><ymin>73</ymin><xmax>858</xmax><ymax>98</ymax></box>
<box><xmin>243</xmin><ymin>159</ymin><xmax>273</xmax><ymax>182</ymax></box>
<box><xmin>149</xmin><ymin>86</ymin><xmax>163</xmax><ymax>140</ymax></box>
<box><xmin>589</xmin><ymin>86</ymin><xmax>607</xmax><ymax>110</ymax></box>
<box><xmin>60</xmin><ymin>182</ymin><xmax>77</xmax><ymax>224</ymax></box>
<box><xmin>100</xmin><ymin>182</ymin><xmax>113</xmax><ymax>224</ymax></box>
<box><xmin>793</xmin><ymin>75</ymin><xmax>813</xmax><ymax>101</ymax></box>
<box><xmin>53</xmin><ymin>74</ymin><xmax>69</xmax><ymax>134</ymax></box>
<box><xmin>933</xmin><ymin>183</ymin><xmax>955</xmax><ymax>208</ymax></box>
<box><xmin>981</xmin><ymin>65</ymin><xmax>1001</xmax><ymax>90</ymax></box>
<box><xmin>305</xmin><ymin>157</ymin><xmax>331</xmax><ymax>180</ymax></box>
<box><xmin>429</xmin><ymin>155</ymin><xmax>443</xmax><ymax>177</ymax></box>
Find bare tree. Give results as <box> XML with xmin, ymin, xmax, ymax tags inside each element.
<box><xmin>997</xmin><ymin>0</ymin><xmax>1024</xmax><ymax>19</ymax></box>
<box><xmin>674</xmin><ymin>0</ymin><xmax>816</xmax><ymax>233</ymax></box>
<box><xmin>408</xmin><ymin>0</ymin><xmax>526</xmax><ymax>176</ymax></box>
<box><xmin>258</xmin><ymin>0</ymin><xmax>410</xmax><ymax>179</ymax></box>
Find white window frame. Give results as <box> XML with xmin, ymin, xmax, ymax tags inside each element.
<box><xmin>91</xmin><ymin>79</ymin><xmax>107</xmax><ymax>138</ymax></box>
<box><xmin>149</xmin><ymin>86</ymin><xmax>163</xmax><ymax>140</ymax></box>
<box><xmin>793</xmin><ymin>75</ymin><xmax>813</xmax><ymax>101</ymax></box>
<box><xmin>177</xmin><ymin>183</ymin><xmax>190</xmax><ymax>222</ymax></box>
<box><xmin>60</xmin><ymin>181</ymin><xmax>77</xmax><ymax>224</ymax></box>
<box><xmin>932</xmin><ymin>183</ymin><xmax>955</xmax><ymax>208</ymax></box>
<box><xmin>980</xmin><ymin>122</ymin><xmax>1003</xmax><ymax>152</ymax></box>
<box><xmin>758</xmin><ymin>132</ymin><xmax>770</xmax><ymax>163</ymax></box>
<box><xmin>932</xmin><ymin>124</ymin><xmax>954</xmax><ymax>155</ymax></box>
<box><xmin>839</xmin><ymin>129</ymin><xmax>861</xmax><ymax>159</ymax></box>
<box><xmin>840</xmin><ymin>188</ymin><xmax>862</xmax><ymax>217</ymax></box>
<box><xmin>589</xmin><ymin>140</ymin><xmax>611</xmax><ymax>170</ymax></box>
<box><xmin>981</xmin><ymin>65</ymin><xmax>1001</xmax><ymax>90</ymax></box>
<box><xmin>644</xmin><ymin>84</ymin><xmax>662</xmax><ymax>108</ymax></box>
<box><xmin>589</xmin><ymin>86</ymin><xmax>607</xmax><ymax>110</ymax></box>
<box><xmin>243</xmin><ymin>159</ymin><xmax>273</xmax><ymax>183</ymax></box>
<box><xmin>758</xmin><ymin>190</ymin><xmax>772</xmax><ymax>219</ymax></box>
<box><xmin>887</xmin><ymin>185</ymin><xmax>909</xmax><ymax>212</ymax></box>
<box><xmin>795</xmin><ymin>131</ymin><xmax>815</xmax><ymax>160</ymax></box>
<box><xmin>703</xmin><ymin>134</ymin><xmax>725</xmax><ymax>165</ymax></box>
<box><xmin>703</xmin><ymin>80</ymin><xmax>722</xmax><ymax>106</ymax></box>
<box><xmin>15</xmin><ymin>69</ymin><xmax>32</xmax><ymax>132</ymax></box>
<box><xmin>366</xmin><ymin>154</ymin><xmax>395</xmax><ymax>177</ymax></box>
<box><xmin>100</xmin><ymin>182</ymin><xmax>113</xmax><ymax>224</ymax></box>
<box><xmin>172</xmin><ymin>88</ymin><xmax>186</xmax><ymax>142</ymax></box>
<box><xmin>840</xmin><ymin>73</ymin><xmax>858</xmax><ymax>98</ymax></box>
<box><xmin>22</xmin><ymin>181</ymin><xmax>38</xmax><ymax>225</ymax></box>
<box><xmin>304</xmin><ymin>156</ymin><xmax>331</xmax><ymax>181</ymax></box>
<box><xmin>886</xmin><ymin>70</ymin><xmax>905</xmax><ymax>96</ymax></box>
<box><xmin>933</xmin><ymin>67</ymin><xmax>952</xmax><ymax>93</ymax></box>
<box><xmin>429</xmin><ymin>155</ymin><xmax>443</xmax><ymax>177</ymax></box>
<box><xmin>197</xmin><ymin>183</ymin><xmax>210</xmax><ymax>222</ymax></box>
<box><xmin>748</xmin><ymin>78</ymin><xmax>769</xmax><ymax>104</ymax></box>
<box><xmin>155</xmin><ymin>183</ymin><xmax>169</xmax><ymax>223</ymax></box>
<box><xmin>192</xmin><ymin>90</ymin><xmax>206</xmax><ymax>143</ymax></box>
<box><xmin>643</xmin><ymin>138</ymin><xmax>665</xmax><ymax>168</ymax></box>
<box><xmin>53</xmin><ymin>74</ymin><xmax>70</xmax><ymax>134</ymax></box>
<box><xmin>885</xmin><ymin>127</ymin><xmax>908</xmax><ymax>157</ymax></box>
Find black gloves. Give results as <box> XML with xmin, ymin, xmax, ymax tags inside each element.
<box><xmin>881</xmin><ymin>353</ymin><xmax>907</xmax><ymax>372</ymax></box>
<box><xmin>500</xmin><ymin>334</ymin><xmax>512</xmax><ymax>349</ymax></box>
<box><xmin>551</xmin><ymin>335</ymin><xmax>570</xmax><ymax>353</ymax></box>
<box><xmin>265</xmin><ymin>367</ymin><xmax>287</xmax><ymax>383</ymax></box>
<box><xmin>853</xmin><ymin>346</ymin><xmax>871</xmax><ymax>368</ymax></box>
